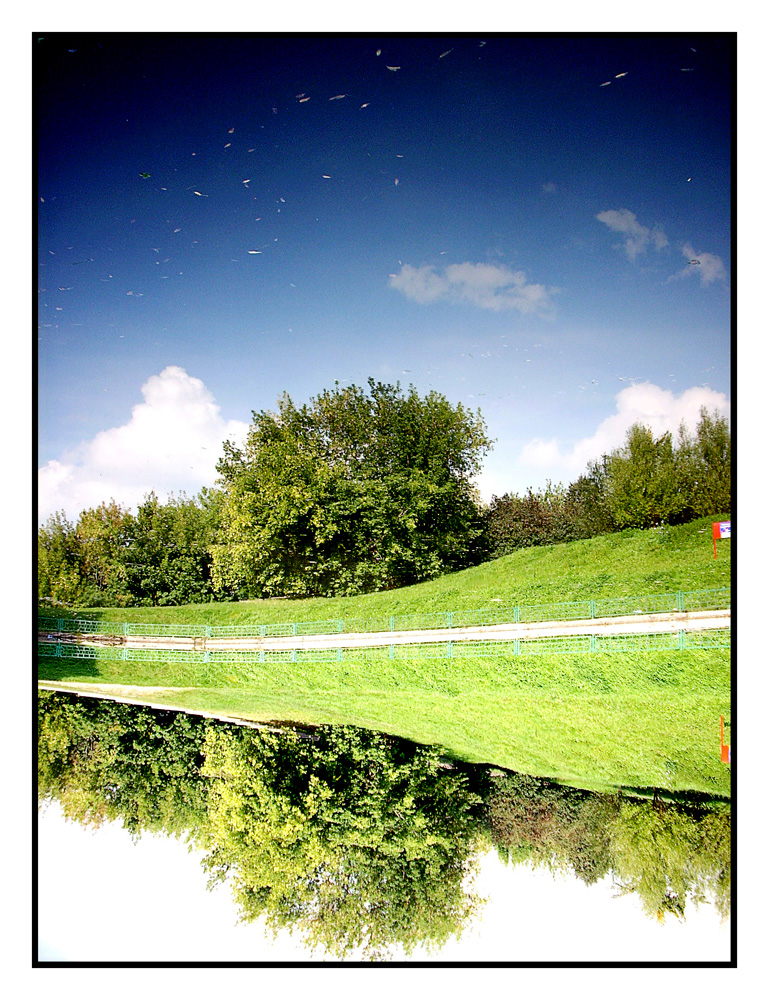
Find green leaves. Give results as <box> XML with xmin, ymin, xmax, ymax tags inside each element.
<box><xmin>38</xmin><ymin>490</ymin><xmax>225</xmax><ymax>608</ymax></box>
<box><xmin>603</xmin><ymin>409</ymin><xmax>731</xmax><ymax>530</ymax></box>
<box><xmin>605</xmin><ymin>425</ymin><xmax>683</xmax><ymax>529</ymax></box>
<box><xmin>212</xmin><ymin>380</ymin><xmax>492</xmax><ymax>597</ymax></box>
<box><xmin>608</xmin><ymin>799</ymin><xmax>731</xmax><ymax>922</ymax></box>
<box><xmin>38</xmin><ymin>692</ymin><xmax>731</xmax><ymax>956</ymax></box>
<box><xmin>486</xmin><ymin>407</ymin><xmax>731</xmax><ymax>556</ymax></box>
<box><xmin>199</xmin><ymin>724</ymin><xmax>484</xmax><ymax>959</ymax></box>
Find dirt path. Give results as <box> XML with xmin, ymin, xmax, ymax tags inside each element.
<box><xmin>39</xmin><ymin>608</ymin><xmax>730</xmax><ymax>653</ymax></box>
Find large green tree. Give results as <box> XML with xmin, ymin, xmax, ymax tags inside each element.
<box><xmin>38</xmin><ymin>489</ymin><xmax>227</xmax><ymax>609</ymax></box>
<box><xmin>212</xmin><ymin>379</ymin><xmax>492</xmax><ymax>597</ymax></box>
<box><xmin>608</xmin><ymin>798</ymin><xmax>731</xmax><ymax>922</ymax></box>
<box><xmin>603</xmin><ymin>424</ymin><xmax>685</xmax><ymax>529</ymax></box>
<box><xmin>37</xmin><ymin>693</ymin><xmax>487</xmax><ymax>960</ymax></box>
<box><xmin>674</xmin><ymin>408</ymin><xmax>732</xmax><ymax>519</ymax></box>
<box><xmin>70</xmin><ymin>500</ymin><xmax>135</xmax><ymax>606</ymax></box>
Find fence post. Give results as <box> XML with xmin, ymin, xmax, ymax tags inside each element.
<box><xmin>589</xmin><ymin>600</ymin><xmax>597</xmax><ymax>619</ymax></box>
<box><xmin>514</xmin><ymin>639</ymin><xmax>520</xmax><ymax>656</ymax></box>
<box><xmin>678</xmin><ymin>630</ymin><xmax>686</xmax><ymax>650</ymax></box>
<box><xmin>590</xmin><ymin>634</ymin><xmax>597</xmax><ymax>653</ymax></box>
<box><xmin>514</xmin><ymin>606</ymin><xmax>520</xmax><ymax>624</ymax></box>
<box><xmin>447</xmin><ymin>611</ymin><xmax>453</xmax><ymax>629</ymax></box>
<box><xmin>677</xmin><ymin>591</ymin><xmax>685</xmax><ymax>613</ymax></box>
<box><xmin>447</xmin><ymin>640</ymin><xmax>453</xmax><ymax>658</ymax></box>
<box><xmin>389</xmin><ymin>615</ymin><xmax>395</xmax><ymax>632</ymax></box>
<box><xmin>338</xmin><ymin>620</ymin><xmax>344</xmax><ymax>633</ymax></box>
<box><xmin>389</xmin><ymin>644</ymin><xmax>395</xmax><ymax>660</ymax></box>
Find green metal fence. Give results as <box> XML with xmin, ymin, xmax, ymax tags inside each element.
<box><xmin>38</xmin><ymin>587</ymin><xmax>730</xmax><ymax>642</ymax></box>
<box><xmin>37</xmin><ymin>627</ymin><xmax>730</xmax><ymax>669</ymax></box>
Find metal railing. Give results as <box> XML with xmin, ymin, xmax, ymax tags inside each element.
<box><xmin>37</xmin><ymin>627</ymin><xmax>730</xmax><ymax>670</ymax></box>
<box><xmin>37</xmin><ymin>587</ymin><xmax>729</xmax><ymax>642</ymax></box>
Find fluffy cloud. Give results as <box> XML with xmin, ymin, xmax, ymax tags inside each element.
<box><xmin>389</xmin><ymin>262</ymin><xmax>557</xmax><ymax>315</ymax></box>
<box><xmin>519</xmin><ymin>382</ymin><xmax>730</xmax><ymax>475</ymax></box>
<box><xmin>38</xmin><ymin>366</ymin><xmax>249</xmax><ymax>525</ymax></box>
<box><xmin>596</xmin><ymin>208</ymin><xmax>669</xmax><ymax>260</ymax></box>
<box><xmin>672</xmin><ymin>243</ymin><xmax>728</xmax><ymax>286</ymax></box>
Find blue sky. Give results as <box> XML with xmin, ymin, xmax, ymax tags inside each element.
<box><xmin>36</xmin><ymin>32</ymin><xmax>732</xmax><ymax>524</ymax></box>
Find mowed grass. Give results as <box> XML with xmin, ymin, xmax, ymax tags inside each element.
<box><xmin>38</xmin><ymin>517</ymin><xmax>732</xmax><ymax>795</ymax></box>
<box><xmin>59</xmin><ymin>516</ymin><xmax>730</xmax><ymax>629</ymax></box>
<box><xmin>38</xmin><ymin>648</ymin><xmax>730</xmax><ymax>796</ymax></box>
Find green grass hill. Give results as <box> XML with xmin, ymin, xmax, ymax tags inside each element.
<box><xmin>38</xmin><ymin>517</ymin><xmax>731</xmax><ymax>796</ymax></box>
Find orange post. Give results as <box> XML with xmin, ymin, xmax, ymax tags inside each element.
<box><xmin>720</xmin><ymin>715</ymin><xmax>731</xmax><ymax>764</ymax></box>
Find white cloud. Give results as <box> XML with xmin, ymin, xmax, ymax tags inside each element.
<box><xmin>388</xmin><ymin>263</ymin><xmax>448</xmax><ymax>305</ymax></box>
<box><xmin>596</xmin><ymin>208</ymin><xmax>669</xmax><ymax>260</ymax></box>
<box><xmin>389</xmin><ymin>262</ymin><xmax>557</xmax><ymax>315</ymax></box>
<box><xmin>519</xmin><ymin>382</ymin><xmax>730</xmax><ymax>476</ymax></box>
<box><xmin>38</xmin><ymin>366</ymin><xmax>249</xmax><ymax>525</ymax></box>
<box><xmin>671</xmin><ymin>243</ymin><xmax>728</xmax><ymax>286</ymax></box>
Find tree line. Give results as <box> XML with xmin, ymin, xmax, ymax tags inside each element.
<box><xmin>38</xmin><ymin>379</ymin><xmax>731</xmax><ymax>607</ymax></box>
<box><xmin>38</xmin><ymin>691</ymin><xmax>731</xmax><ymax>959</ymax></box>
<box><xmin>487</xmin><ymin>407</ymin><xmax>731</xmax><ymax>556</ymax></box>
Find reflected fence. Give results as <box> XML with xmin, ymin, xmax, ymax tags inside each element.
<box><xmin>38</xmin><ymin>587</ymin><xmax>730</xmax><ymax>641</ymax></box>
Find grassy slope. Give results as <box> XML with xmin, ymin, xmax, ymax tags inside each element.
<box><xmin>59</xmin><ymin>516</ymin><xmax>731</xmax><ymax>627</ymax></box>
<box><xmin>38</xmin><ymin>518</ymin><xmax>732</xmax><ymax>795</ymax></box>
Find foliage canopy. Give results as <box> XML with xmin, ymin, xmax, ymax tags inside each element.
<box><xmin>37</xmin><ymin>395</ymin><xmax>729</xmax><ymax>605</ymax></box>
<box><xmin>487</xmin><ymin>407</ymin><xmax>730</xmax><ymax>556</ymax></box>
<box><xmin>212</xmin><ymin>379</ymin><xmax>492</xmax><ymax>597</ymax></box>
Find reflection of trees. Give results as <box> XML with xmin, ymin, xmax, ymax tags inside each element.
<box><xmin>607</xmin><ymin>799</ymin><xmax>731</xmax><ymax>922</ymax></box>
<box><xmin>484</xmin><ymin>771</ymin><xmax>615</xmax><ymax>884</ymax></box>
<box><xmin>38</xmin><ymin>692</ymin><xmax>730</xmax><ymax>958</ymax></box>
<box><xmin>200</xmin><ymin>726</ymin><xmax>485</xmax><ymax>959</ymax></box>
<box><xmin>37</xmin><ymin>692</ymin><xmax>486</xmax><ymax>959</ymax></box>
<box><xmin>37</xmin><ymin>690</ymin><xmax>210</xmax><ymax>840</ymax></box>
<box><xmin>484</xmin><ymin>771</ymin><xmax>730</xmax><ymax>923</ymax></box>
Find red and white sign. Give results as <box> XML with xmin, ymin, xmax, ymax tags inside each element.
<box><xmin>712</xmin><ymin>520</ymin><xmax>731</xmax><ymax>558</ymax></box>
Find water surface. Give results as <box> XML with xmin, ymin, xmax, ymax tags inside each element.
<box><xmin>36</xmin><ymin>691</ymin><xmax>731</xmax><ymax>963</ymax></box>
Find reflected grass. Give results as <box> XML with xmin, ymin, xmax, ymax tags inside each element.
<box><xmin>38</xmin><ymin>646</ymin><xmax>731</xmax><ymax>797</ymax></box>
<box><xmin>39</xmin><ymin>518</ymin><xmax>731</xmax><ymax>795</ymax></box>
